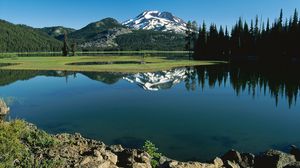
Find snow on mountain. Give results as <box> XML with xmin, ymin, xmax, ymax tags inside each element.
<box><xmin>123</xmin><ymin>68</ymin><xmax>193</xmax><ymax>91</ymax></box>
<box><xmin>122</xmin><ymin>10</ymin><xmax>187</xmax><ymax>33</ymax></box>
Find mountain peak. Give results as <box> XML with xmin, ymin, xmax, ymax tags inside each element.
<box><xmin>122</xmin><ymin>10</ymin><xmax>187</xmax><ymax>33</ymax></box>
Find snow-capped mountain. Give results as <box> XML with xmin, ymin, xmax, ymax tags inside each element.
<box><xmin>123</xmin><ymin>68</ymin><xmax>193</xmax><ymax>91</ymax></box>
<box><xmin>122</xmin><ymin>10</ymin><xmax>187</xmax><ymax>33</ymax></box>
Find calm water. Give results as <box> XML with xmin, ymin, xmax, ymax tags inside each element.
<box><xmin>1</xmin><ymin>64</ymin><xmax>300</xmax><ymax>161</ymax></box>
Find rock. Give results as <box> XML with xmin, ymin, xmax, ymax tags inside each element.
<box><xmin>160</xmin><ymin>157</ymin><xmax>223</xmax><ymax>168</ymax></box>
<box><xmin>291</xmin><ymin>145</ymin><xmax>300</xmax><ymax>161</ymax></box>
<box><xmin>159</xmin><ymin>156</ymin><xmax>172</xmax><ymax>165</ymax></box>
<box><xmin>240</xmin><ymin>153</ymin><xmax>255</xmax><ymax>167</ymax></box>
<box><xmin>213</xmin><ymin>157</ymin><xmax>224</xmax><ymax>168</ymax></box>
<box><xmin>103</xmin><ymin>151</ymin><xmax>118</xmax><ymax>164</ymax></box>
<box><xmin>225</xmin><ymin>160</ymin><xmax>240</xmax><ymax>168</ymax></box>
<box><xmin>221</xmin><ymin>150</ymin><xmax>254</xmax><ymax>168</ymax></box>
<box><xmin>93</xmin><ymin>150</ymin><xmax>103</xmax><ymax>161</ymax></box>
<box><xmin>254</xmin><ymin>149</ymin><xmax>296</xmax><ymax>168</ymax></box>
<box><xmin>109</xmin><ymin>144</ymin><xmax>124</xmax><ymax>153</ymax></box>
<box><xmin>96</xmin><ymin>161</ymin><xmax>111</xmax><ymax>168</ymax></box>
<box><xmin>161</xmin><ymin>160</ymin><xmax>224</xmax><ymax>168</ymax></box>
<box><xmin>284</xmin><ymin>161</ymin><xmax>300</xmax><ymax>168</ymax></box>
<box><xmin>222</xmin><ymin>150</ymin><xmax>242</xmax><ymax>164</ymax></box>
<box><xmin>0</xmin><ymin>99</ymin><xmax>10</xmax><ymax>116</ymax></box>
<box><xmin>132</xmin><ymin>162</ymin><xmax>151</xmax><ymax>168</ymax></box>
<box><xmin>80</xmin><ymin>156</ymin><xmax>92</xmax><ymax>165</ymax></box>
<box><xmin>115</xmin><ymin>149</ymin><xmax>151</xmax><ymax>168</ymax></box>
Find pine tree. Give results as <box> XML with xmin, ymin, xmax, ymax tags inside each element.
<box><xmin>62</xmin><ymin>32</ymin><xmax>69</xmax><ymax>56</ymax></box>
<box><xmin>71</xmin><ymin>43</ymin><xmax>76</xmax><ymax>56</ymax></box>
<box><xmin>185</xmin><ymin>21</ymin><xmax>193</xmax><ymax>56</ymax></box>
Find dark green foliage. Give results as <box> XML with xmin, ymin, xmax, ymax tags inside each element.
<box><xmin>68</xmin><ymin>18</ymin><xmax>185</xmax><ymax>51</ymax></box>
<box><xmin>71</xmin><ymin>43</ymin><xmax>76</xmax><ymax>56</ymax></box>
<box><xmin>115</xmin><ymin>30</ymin><xmax>185</xmax><ymax>51</ymax></box>
<box><xmin>0</xmin><ymin>20</ymin><xmax>62</xmax><ymax>52</ymax></box>
<box><xmin>193</xmin><ymin>9</ymin><xmax>300</xmax><ymax>63</ymax></box>
<box><xmin>0</xmin><ymin>70</ymin><xmax>40</xmax><ymax>86</ymax></box>
<box><xmin>185</xmin><ymin>21</ymin><xmax>198</xmax><ymax>57</ymax></box>
<box><xmin>1</xmin><ymin>17</ymin><xmax>185</xmax><ymax>52</ymax></box>
<box><xmin>143</xmin><ymin>140</ymin><xmax>162</xmax><ymax>168</ymax></box>
<box><xmin>62</xmin><ymin>33</ymin><xmax>69</xmax><ymax>56</ymax></box>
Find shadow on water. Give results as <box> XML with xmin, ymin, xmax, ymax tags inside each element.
<box><xmin>192</xmin><ymin>63</ymin><xmax>300</xmax><ymax>107</ymax></box>
<box><xmin>113</xmin><ymin>136</ymin><xmax>146</xmax><ymax>149</ymax></box>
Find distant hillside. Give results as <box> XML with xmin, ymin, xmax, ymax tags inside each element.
<box><xmin>0</xmin><ymin>20</ymin><xmax>62</xmax><ymax>52</ymax></box>
<box><xmin>116</xmin><ymin>30</ymin><xmax>185</xmax><ymax>51</ymax></box>
<box><xmin>68</xmin><ymin>18</ymin><xmax>185</xmax><ymax>51</ymax></box>
<box><xmin>39</xmin><ymin>26</ymin><xmax>76</xmax><ymax>39</ymax></box>
<box><xmin>0</xmin><ymin>13</ymin><xmax>186</xmax><ymax>52</ymax></box>
<box><xmin>69</xmin><ymin>18</ymin><xmax>126</xmax><ymax>43</ymax></box>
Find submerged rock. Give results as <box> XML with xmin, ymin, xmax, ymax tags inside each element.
<box><xmin>254</xmin><ymin>149</ymin><xmax>296</xmax><ymax>168</ymax></box>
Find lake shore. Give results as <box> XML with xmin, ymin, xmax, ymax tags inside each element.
<box><xmin>1</xmin><ymin>120</ymin><xmax>300</xmax><ymax>168</ymax></box>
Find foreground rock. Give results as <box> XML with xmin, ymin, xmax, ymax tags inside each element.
<box><xmin>0</xmin><ymin>98</ymin><xmax>9</xmax><ymax>116</ymax></box>
<box><xmin>221</xmin><ymin>149</ymin><xmax>255</xmax><ymax>168</ymax></box>
<box><xmin>254</xmin><ymin>149</ymin><xmax>296</xmax><ymax>168</ymax></box>
<box><xmin>291</xmin><ymin>145</ymin><xmax>300</xmax><ymax>161</ymax></box>
<box><xmin>1</xmin><ymin>120</ymin><xmax>300</xmax><ymax>168</ymax></box>
<box><xmin>159</xmin><ymin>157</ymin><xmax>224</xmax><ymax>168</ymax></box>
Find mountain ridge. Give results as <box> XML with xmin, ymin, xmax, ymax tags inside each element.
<box><xmin>0</xmin><ymin>10</ymin><xmax>188</xmax><ymax>52</ymax></box>
<box><xmin>122</xmin><ymin>10</ymin><xmax>187</xmax><ymax>33</ymax></box>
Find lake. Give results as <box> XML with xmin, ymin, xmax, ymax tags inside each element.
<box><xmin>0</xmin><ymin>63</ymin><xmax>300</xmax><ymax>161</ymax></box>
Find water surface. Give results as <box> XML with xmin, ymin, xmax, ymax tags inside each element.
<box><xmin>1</xmin><ymin>64</ymin><xmax>300</xmax><ymax>161</ymax></box>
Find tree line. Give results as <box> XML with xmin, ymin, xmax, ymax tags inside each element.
<box><xmin>0</xmin><ymin>20</ymin><xmax>62</xmax><ymax>52</ymax></box>
<box><xmin>186</xmin><ymin>9</ymin><xmax>300</xmax><ymax>63</ymax></box>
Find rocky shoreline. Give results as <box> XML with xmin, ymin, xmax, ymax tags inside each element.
<box><xmin>0</xmin><ymin>120</ymin><xmax>300</xmax><ymax>168</ymax></box>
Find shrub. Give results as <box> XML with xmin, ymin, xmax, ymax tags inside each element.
<box><xmin>143</xmin><ymin>140</ymin><xmax>162</xmax><ymax>168</ymax></box>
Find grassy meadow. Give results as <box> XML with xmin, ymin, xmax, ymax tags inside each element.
<box><xmin>0</xmin><ymin>55</ymin><xmax>223</xmax><ymax>73</ymax></box>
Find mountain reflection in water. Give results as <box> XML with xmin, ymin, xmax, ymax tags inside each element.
<box><xmin>0</xmin><ymin>63</ymin><xmax>299</xmax><ymax>107</ymax></box>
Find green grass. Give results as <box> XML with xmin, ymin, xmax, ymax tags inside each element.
<box><xmin>0</xmin><ymin>120</ymin><xmax>62</xmax><ymax>167</ymax></box>
<box><xmin>0</xmin><ymin>56</ymin><xmax>224</xmax><ymax>73</ymax></box>
<box><xmin>0</xmin><ymin>51</ymin><xmax>191</xmax><ymax>58</ymax></box>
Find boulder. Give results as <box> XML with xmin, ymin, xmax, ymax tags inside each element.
<box><xmin>0</xmin><ymin>99</ymin><xmax>9</xmax><ymax>116</ymax></box>
<box><xmin>222</xmin><ymin>150</ymin><xmax>242</xmax><ymax>164</ymax></box>
<box><xmin>225</xmin><ymin>160</ymin><xmax>240</xmax><ymax>168</ymax></box>
<box><xmin>283</xmin><ymin>161</ymin><xmax>300</xmax><ymax>168</ymax></box>
<box><xmin>102</xmin><ymin>150</ymin><xmax>118</xmax><ymax>165</ymax></box>
<box><xmin>159</xmin><ymin>157</ymin><xmax>223</xmax><ymax>168</ymax></box>
<box><xmin>290</xmin><ymin>145</ymin><xmax>300</xmax><ymax>161</ymax></box>
<box><xmin>115</xmin><ymin>149</ymin><xmax>151</xmax><ymax>168</ymax></box>
<box><xmin>240</xmin><ymin>152</ymin><xmax>255</xmax><ymax>168</ymax></box>
<box><xmin>221</xmin><ymin>150</ymin><xmax>254</xmax><ymax>168</ymax></box>
<box><xmin>254</xmin><ymin>149</ymin><xmax>296</xmax><ymax>168</ymax></box>
<box><xmin>109</xmin><ymin>144</ymin><xmax>124</xmax><ymax>153</ymax></box>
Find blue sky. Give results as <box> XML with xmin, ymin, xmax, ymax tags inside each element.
<box><xmin>0</xmin><ymin>0</ymin><xmax>299</xmax><ymax>29</ymax></box>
